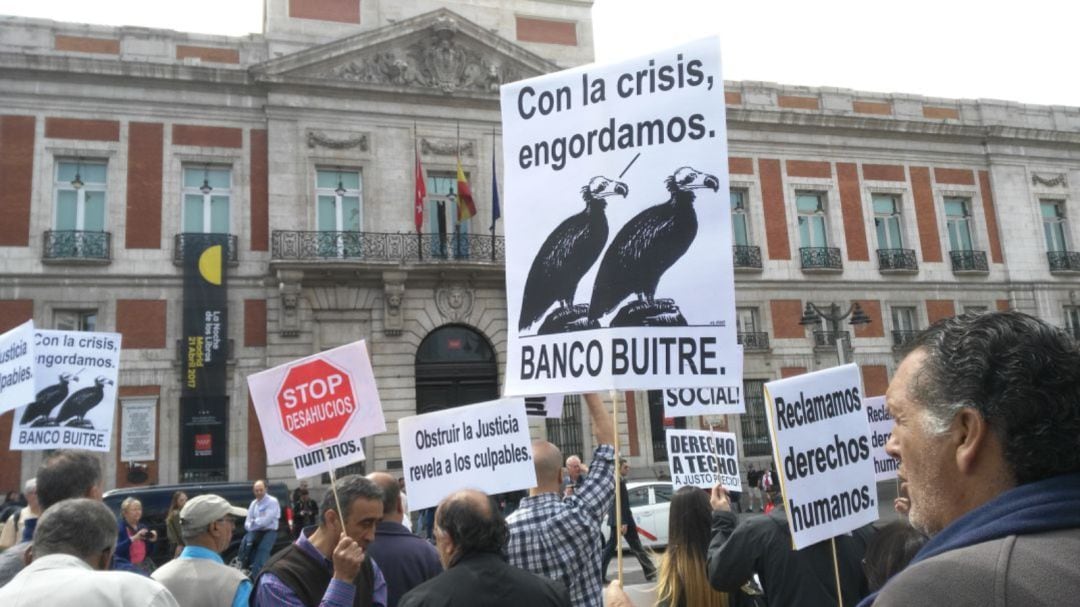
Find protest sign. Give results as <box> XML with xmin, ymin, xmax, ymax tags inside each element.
<box><xmin>120</xmin><ymin>398</ymin><xmax>157</xmax><ymax>461</ymax></box>
<box><xmin>501</xmin><ymin>36</ymin><xmax>740</xmax><ymax>396</ymax></box>
<box><xmin>9</xmin><ymin>329</ymin><xmax>121</xmax><ymax>452</ymax></box>
<box><xmin>661</xmin><ymin>370</ymin><xmax>745</xmax><ymax>418</ymax></box>
<box><xmin>525</xmin><ymin>394</ymin><xmax>566</xmax><ymax>419</ymax></box>
<box><xmin>398</xmin><ymin>398</ymin><xmax>535</xmax><ymax>512</ymax></box>
<box><xmin>864</xmin><ymin>396</ymin><xmax>898</xmax><ymax>481</ymax></box>
<box><xmin>667</xmin><ymin>428</ymin><xmax>742</xmax><ymax>491</ymax></box>
<box><xmin>764</xmin><ymin>364</ymin><xmax>878</xmax><ymax>549</ymax></box>
<box><xmin>247</xmin><ymin>340</ymin><xmax>385</xmax><ymax>479</ymax></box>
<box><xmin>0</xmin><ymin>320</ymin><xmax>36</xmax><ymax>416</ymax></box>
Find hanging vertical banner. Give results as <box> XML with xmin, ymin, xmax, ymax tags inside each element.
<box><xmin>8</xmin><ymin>329</ymin><xmax>121</xmax><ymax>452</ymax></box>
<box><xmin>864</xmin><ymin>396</ymin><xmax>898</xmax><ymax>481</ymax></box>
<box><xmin>501</xmin><ymin>36</ymin><xmax>741</xmax><ymax>396</ymax></box>
<box><xmin>0</xmin><ymin>320</ymin><xmax>36</xmax><ymax>416</ymax></box>
<box><xmin>180</xmin><ymin>233</ymin><xmax>229</xmax><ymax>481</ymax></box>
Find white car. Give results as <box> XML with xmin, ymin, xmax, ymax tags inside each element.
<box><xmin>602</xmin><ymin>481</ymin><xmax>674</xmax><ymax>548</ymax></box>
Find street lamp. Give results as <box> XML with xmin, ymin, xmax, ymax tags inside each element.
<box><xmin>799</xmin><ymin>301</ymin><xmax>871</xmax><ymax>365</ymax></box>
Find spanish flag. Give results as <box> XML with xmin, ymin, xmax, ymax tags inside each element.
<box><xmin>456</xmin><ymin>159</ymin><xmax>477</xmax><ymax>222</ymax></box>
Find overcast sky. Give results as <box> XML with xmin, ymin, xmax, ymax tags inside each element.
<box><xmin>1</xmin><ymin>0</ymin><xmax>1076</xmax><ymax>107</ymax></box>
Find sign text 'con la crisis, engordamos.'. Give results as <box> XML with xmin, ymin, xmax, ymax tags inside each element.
<box><xmin>520</xmin><ymin>336</ymin><xmax>721</xmax><ymax>380</ymax></box>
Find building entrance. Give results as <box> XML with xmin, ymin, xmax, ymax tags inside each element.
<box><xmin>415</xmin><ymin>325</ymin><xmax>498</xmax><ymax>415</ymax></box>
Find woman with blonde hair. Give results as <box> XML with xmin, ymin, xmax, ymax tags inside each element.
<box><xmin>165</xmin><ymin>490</ymin><xmax>188</xmax><ymax>558</ymax></box>
<box><xmin>113</xmin><ymin>496</ymin><xmax>158</xmax><ymax>575</ymax></box>
<box><xmin>655</xmin><ymin>486</ymin><xmax>729</xmax><ymax>607</ymax></box>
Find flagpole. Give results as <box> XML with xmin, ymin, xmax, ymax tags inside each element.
<box><xmin>414</xmin><ymin>122</ymin><xmax>423</xmax><ymax>262</ymax></box>
<box><xmin>455</xmin><ymin>121</ymin><xmax>461</xmax><ymax>256</ymax></box>
<box><xmin>490</xmin><ymin>128</ymin><xmax>497</xmax><ymax>261</ymax></box>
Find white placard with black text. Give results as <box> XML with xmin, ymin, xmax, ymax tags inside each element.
<box><xmin>0</xmin><ymin>320</ymin><xmax>36</xmax><ymax>416</ymax></box>
<box><xmin>667</xmin><ymin>428</ymin><xmax>742</xmax><ymax>491</ymax></box>
<box><xmin>864</xmin><ymin>396</ymin><xmax>898</xmax><ymax>481</ymax></box>
<box><xmin>120</xmin><ymin>398</ymin><xmax>157</xmax><ymax>462</ymax></box>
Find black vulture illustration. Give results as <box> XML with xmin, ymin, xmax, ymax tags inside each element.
<box><xmin>589</xmin><ymin>166</ymin><xmax>719</xmax><ymax>326</ymax></box>
<box><xmin>20</xmin><ymin>372</ymin><xmax>77</xmax><ymax>426</ymax></box>
<box><xmin>519</xmin><ymin>175</ymin><xmax>628</xmax><ymax>332</ymax></box>
<box><xmin>56</xmin><ymin>375</ymin><xmax>113</xmax><ymax>428</ymax></box>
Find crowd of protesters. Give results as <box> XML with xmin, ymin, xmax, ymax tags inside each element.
<box><xmin>1</xmin><ymin>311</ymin><xmax>1079</xmax><ymax>606</ymax></box>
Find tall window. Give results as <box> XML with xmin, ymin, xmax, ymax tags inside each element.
<box><xmin>944</xmin><ymin>197</ymin><xmax>974</xmax><ymax>251</ymax></box>
<box><xmin>740</xmin><ymin>380</ymin><xmax>771</xmax><ymax>457</ymax></box>
<box><xmin>796</xmin><ymin>192</ymin><xmax>828</xmax><ymax>247</ymax></box>
<box><xmin>545</xmin><ymin>395</ymin><xmax>583</xmax><ymax>459</ymax></box>
<box><xmin>55</xmin><ymin>160</ymin><xmax>106</xmax><ymax>232</ymax></box>
<box><xmin>54</xmin><ymin>309</ymin><xmax>97</xmax><ymax>332</ymax></box>
<box><xmin>873</xmin><ymin>194</ymin><xmax>904</xmax><ymax>249</ymax></box>
<box><xmin>891</xmin><ymin>306</ymin><xmax>916</xmax><ymax>332</ymax></box>
<box><xmin>182</xmin><ymin>166</ymin><xmax>231</xmax><ymax>233</ymax></box>
<box><xmin>1041</xmin><ymin>200</ymin><xmax>1069</xmax><ymax>252</ymax></box>
<box><xmin>426</xmin><ymin>171</ymin><xmax>469</xmax><ymax>257</ymax></box>
<box><xmin>731</xmin><ymin>189</ymin><xmax>750</xmax><ymax>246</ymax></box>
<box><xmin>736</xmin><ymin>307</ymin><xmax>759</xmax><ymax>333</ymax></box>
<box><xmin>1065</xmin><ymin>306</ymin><xmax>1080</xmax><ymax>339</ymax></box>
<box><xmin>316</xmin><ymin>168</ymin><xmax>362</xmax><ymax>232</ymax></box>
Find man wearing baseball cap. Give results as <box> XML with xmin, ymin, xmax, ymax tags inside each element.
<box><xmin>152</xmin><ymin>494</ymin><xmax>251</xmax><ymax>607</ymax></box>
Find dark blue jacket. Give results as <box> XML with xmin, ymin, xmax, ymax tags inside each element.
<box><xmin>367</xmin><ymin>520</ymin><xmax>443</xmax><ymax>607</ymax></box>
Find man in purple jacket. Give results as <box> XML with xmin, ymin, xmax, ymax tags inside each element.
<box><xmin>365</xmin><ymin>473</ymin><xmax>442</xmax><ymax>607</ymax></box>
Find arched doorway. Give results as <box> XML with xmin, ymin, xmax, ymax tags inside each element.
<box><xmin>415</xmin><ymin>325</ymin><xmax>498</xmax><ymax>415</ymax></box>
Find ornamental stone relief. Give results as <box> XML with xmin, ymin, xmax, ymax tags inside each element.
<box><xmin>435</xmin><ymin>283</ymin><xmax>474</xmax><ymax>322</ymax></box>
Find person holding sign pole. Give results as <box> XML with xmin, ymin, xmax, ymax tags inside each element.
<box><xmin>506</xmin><ymin>393</ymin><xmax>615</xmax><ymax>607</ymax></box>
<box><xmin>398</xmin><ymin>489</ymin><xmax>570</xmax><ymax>607</ymax></box>
<box><xmin>706</xmin><ymin>485</ymin><xmax>871</xmax><ymax>607</ymax></box>
<box><xmin>252</xmin><ymin>475</ymin><xmax>388</xmax><ymax>607</ymax></box>
<box><xmin>600</xmin><ymin>461</ymin><xmax>657</xmax><ymax>583</ymax></box>
<box><xmin>860</xmin><ymin>312</ymin><xmax>1080</xmax><ymax>606</ymax></box>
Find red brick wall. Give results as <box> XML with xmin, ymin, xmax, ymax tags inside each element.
<box><xmin>116</xmin><ymin>300</ymin><xmax>167</xmax><ymax>349</ymax></box>
<box><xmin>759</xmin><ymin>159</ymin><xmax>790</xmax><ymax>260</ymax></box>
<box><xmin>725</xmin><ymin>92</ymin><xmax>743</xmax><ymax>105</ymax></box>
<box><xmin>624</xmin><ymin>391</ymin><xmax>640</xmax><ymax>457</ymax></box>
<box><xmin>250</xmin><ymin>129</ymin><xmax>269</xmax><ymax>251</ymax></box>
<box><xmin>862</xmin><ymin>365</ymin><xmax>889</xmax><ymax>397</ymax></box>
<box><xmin>289</xmin><ymin>0</ymin><xmax>360</xmax><ymax>23</ymax></box>
<box><xmin>54</xmin><ymin>35</ymin><xmax>119</xmax><ymax>54</ymax></box>
<box><xmin>126</xmin><ymin>122</ymin><xmax>164</xmax><ymax>249</ymax></box>
<box><xmin>926</xmin><ymin>300</ymin><xmax>956</xmax><ymax>324</ymax></box>
<box><xmin>114</xmin><ymin>386</ymin><xmax>161</xmax><ymax>488</ymax></box>
<box><xmin>934</xmin><ymin>167</ymin><xmax>975</xmax><ymax>186</ymax></box>
<box><xmin>248</xmin><ymin>395</ymin><xmax>267</xmax><ymax>481</ymax></box>
<box><xmin>176</xmin><ymin>45</ymin><xmax>240</xmax><ymax>64</ymax></box>
<box><xmin>863</xmin><ymin>164</ymin><xmax>906</xmax><ymax>182</ymax></box>
<box><xmin>45</xmin><ymin>118</ymin><xmax>120</xmax><ymax>142</ymax></box>
<box><xmin>729</xmin><ymin>157</ymin><xmax>754</xmax><ymax>175</ymax></box>
<box><xmin>778</xmin><ymin>95</ymin><xmax>819</xmax><ymax>110</ymax></box>
<box><xmin>996</xmin><ymin>299</ymin><xmax>1011</xmax><ymax>312</ymax></box>
<box><xmin>786</xmin><ymin>160</ymin><xmax>831</xmax><ymax>179</ymax></box>
<box><xmin>0</xmin><ymin>116</ymin><xmax>35</xmax><ymax>246</ymax></box>
<box><xmin>0</xmin><ymin>300</ymin><xmax>33</xmax><ymax>331</ymax></box>
<box><xmin>0</xmin><ymin>300</ymin><xmax>32</xmax><ymax>490</ymax></box>
<box><xmin>853</xmin><ymin>101</ymin><xmax>892</xmax><ymax>116</ymax></box>
<box><xmin>837</xmin><ymin>162</ymin><xmax>869</xmax><ymax>261</ymax></box>
<box><xmin>852</xmin><ymin>300</ymin><xmax>884</xmax><ymax>338</ymax></box>
<box><xmin>923</xmin><ymin>106</ymin><xmax>959</xmax><ymax>120</ymax></box>
<box><xmin>172</xmin><ymin>125</ymin><xmax>242</xmax><ymax>148</ymax></box>
<box><xmin>781</xmin><ymin>367</ymin><xmax>807</xmax><ymax>378</ymax></box>
<box><xmin>771</xmin><ymin>300</ymin><xmax>805</xmax><ymax>339</ymax></box>
<box><xmin>979</xmin><ymin>170</ymin><xmax>1004</xmax><ymax>264</ymax></box>
<box><xmin>244</xmin><ymin>299</ymin><xmax>267</xmax><ymax>347</ymax></box>
<box><xmin>515</xmin><ymin>16</ymin><xmax>577</xmax><ymax>46</ymax></box>
<box><xmin>910</xmin><ymin>167</ymin><xmax>942</xmax><ymax>262</ymax></box>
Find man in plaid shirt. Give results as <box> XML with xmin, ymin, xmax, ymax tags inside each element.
<box><xmin>507</xmin><ymin>393</ymin><xmax>615</xmax><ymax>607</ymax></box>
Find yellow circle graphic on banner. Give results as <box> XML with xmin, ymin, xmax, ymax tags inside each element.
<box><xmin>198</xmin><ymin>245</ymin><xmax>223</xmax><ymax>285</ymax></box>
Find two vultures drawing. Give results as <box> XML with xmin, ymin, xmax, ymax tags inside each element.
<box><xmin>19</xmin><ymin>373</ymin><xmax>113</xmax><ymax>429</ymax></box>
<box><xmin>519</xmin><ymin>166</ymin><xmax>719</xmax><ymax>334</ymax></box>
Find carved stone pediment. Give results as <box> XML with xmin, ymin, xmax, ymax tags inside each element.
<box><xmin>254</xmin><ymin>9</ymin><xmax>556</xmax><ymax>96</ymax></box>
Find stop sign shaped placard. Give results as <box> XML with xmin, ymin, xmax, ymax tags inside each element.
<box><xmin>276</xmin><ymin>359</ymin><xmax>357</xmax><ymax>447</ymax></box>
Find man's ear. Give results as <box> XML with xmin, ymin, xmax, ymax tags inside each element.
<box><xmin>953</xmin><ymin>408</ymin><xmax>992</xmax><ymax>474</ymax></box>
<box><xmin>22</xmin><ymin>545</ymin><xmax>33</xmax><ymax>566</ymax></box>
<box><xmin>96</xmin><ymin>547</ymin><xmax>114</xmax><ymax>571</ymax></box>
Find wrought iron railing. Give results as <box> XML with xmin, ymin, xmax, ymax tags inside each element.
<box><xmin>733</xmin><ymin>245</ymin><xmax>762</xmax><ymax>269</ymax></box>
<box><xmin>892</xmin><ymin>330</ymin><xmax>920</xmax><ymax>348</ymax></box>
<box><xmin>737</xmin><ymin>332</ymin><xmax>770</xmax><ymax>350</ymax></box>
<box><xmin>173</xmin><ymin>233</ymin><xmax>239</xmax><ymax>265</ymax></box>
<box><xmin>800</xmin><ymin>246</ymin><xmax>843</xmax><ymax>270</ymax></box>
<box><xmin>271</xmin><ymin>231</ymin><xmax>505</xmax><ymax>263</ymax></box>
<box><xmin>42</xmin><ymin>230</ymin><xmax>111</xmax><ymax>262</ymax></box>
<box><xmin>1047</xmin><ymin>251</ymin><xmax>1080</xmax><ymax>272</ymax></box>
<box><xmin>741</xmin><ymin>380</ymin><xmax>772</xmax><ymax>456</ymax></box>
<box><xmin>813</xmin><ymin>330</ymin><xmax>849</xmax><ymax>348</ymax></box>
<box><xmin>877</xmin><ymin>248</ymin><xmax>918</xmax><ymax>272</ymax></box>
<box><xmin>949</xmin><ymin>249</ymin><xmax>989</xmax><ymax>272</ymax></box>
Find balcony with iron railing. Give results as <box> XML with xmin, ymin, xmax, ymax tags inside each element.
<box><xmin>733</xmin><ymin>245</ymin><xmax>762</xmax><ymax>270</ymax></box>
<box><xmin>42</xmin><ymin>230</ymin><xmax>111</xmax><ymax>263</ymax></box>
<box><xmin>173</xmin><ymin>233</ymin><xmax>239</xmax><ymax>266</ymax></box>
<box><xmin>877</xmin><ymin>248</ymin><xmax>918</xmax><ymax>273</ymax></box>
<box><xmin>949</xmin><ymin>249</ymin><xmax>989</xmax><ymax>273</ymax></box>
<box><xmin>737</xmin><ymin>331</ymin><xmax>770</xmax><ymax>351</ymax></box>
<box><xmin>892</xmin><ymin>329</ymin><xmax>921</xmax><ymax>349</ymax></box>
<box><xmin>812</xmin><ymin>329</ymin><xmax>849</xmax><ymax>348</ymax></box>
<box><xmin>271</xmin><ymin>231</ymin><xmax>505</xmax><ymax>263</ymax></box>
<box><xmin>1048</xmin><ymin>251</ymin><xmax>1080</xmax><ymax>274</ymax></box>
<box><xmin>799</xmin><ymin>247</ymin><xmax>843</xmax><ymax>271</ymax></box>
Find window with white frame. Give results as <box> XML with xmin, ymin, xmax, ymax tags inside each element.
<box><xmin>731</xmin><ymin>189</ymin><xmax>750</xmax><ymax>246</ymax></box>
<box><xmin>1065</xmin><ymin>305</ymin><xmax>1080</xmax><ymax>340</ymax></box>
<box><xmin>892</xmin><ymin>306</ymin><xmax>916</xmax><ymax>332</ymax></box>
<box><xmin>873</xmin><ymin>194</ymin><xmax>904</xmax><ymax>250</ymax></box>
<box><xmin>425</xmin><ymin>171</ymin><xmax>469</xmax><ymax>257</ymax></box>
<box><xmin>55</xmin><ymin>160</ymin><xmax>107</xmax><ymax>232</ymax></box>
<box><xmin>1041</xmin><ymin>199</ymin><xmax>1070</xmax><ymax>253</ymax></box>
<box><xmin>182</xmin><ymin>165</ymin><xmax>231</xmax><ymax>233</ymax></box>
<box><xmin>736</xmin><ymin>307</ymin><xmax>759</xmax><ymax>333</ymax></box>
<box><xmin>796</xmin><ymin>191</ymin><xmax>828</xmax><ymax>248</ymax></box>
<box><xmin>316</xmin><ymin>168</ymin><xmax>362</xmax><ymax>233</ymax></box>
<box><xmin>54</xmin><ymin>309</ymin><xmax>97</xmax><ymax>332</ymax></box>
<box><xmin>944</xmin><ymin>197</ymin><xmax>975</xmax><ymax>252</ymax></box>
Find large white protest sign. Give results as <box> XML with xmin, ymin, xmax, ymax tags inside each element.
<box><xmin>662</xmin><ymin>376</ymin><xmax>745</xmax><ymax>418</ymax></box>
<box><xmin>501</xmin><ymin>36</ymin><xmax>740</xmax><ymax>396</ymax></box>
<box><xmin>399</xmin><ymin>398</ymin><xmax>536</xmax><ymax>512</ymax></box>
<box><xmin>524</xmin><ymin>394</ymin><xmax>566</xmax><ymax>419</ymax></box>
<box><xmin>764</xmin><ymin>364</ymin><xmax>878</xmax><ymax>550</ymax></box>
<box><xmin>667</xmin><ymin>428</ymin><xmax>742</xmax><ymax>491</ymax></box>
<box><xmin>9</xmin><ymin>329</ymin><xmax>121</xmax><ymax>452</ymax></box>
<box><xmin>0</xmin><ymin>320</ymin><xmax>36</xmax><ymax>416</ymax></box>
<box><xmin>247</xmin><ymin>340</ymin><xmax>385</xmax><ymax>479</ymax></box>
<box><xmin>864</xmin><ymin>396</ymin><xmax>898</xmax><ymax>481</ymax></box>
<box><xmin>120</xmin><ymin>398</ymin><xmax>157</xmax><ymax>461</ymax></box>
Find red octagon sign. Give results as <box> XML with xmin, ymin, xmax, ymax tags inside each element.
<box><xmin>276</xmin><ymin>358</ymin><xmax>357</xmax><ymax>447</ymax></box>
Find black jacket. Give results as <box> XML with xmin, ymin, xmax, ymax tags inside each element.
<box><xmin>707</xmin><ymin>509</ymin><xmax>872</xmax><ymax>607</ymax></box>
<box><xmin>398</xmin><ymin>552</ymin><xmax>569</xmax><ymax>607</ymax></box>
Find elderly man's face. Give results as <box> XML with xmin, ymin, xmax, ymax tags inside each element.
<box><xmin>567</xmin><ymin>458</ymin><xmax>581</xmax><ymax>477</ymax></box>
<box><xmin>253</xmin><ymin>481</ymin><xmax>266</xmax><ymax>500</ymax></box>
<box><xmin>885</xmin><ymin>349</ymin><xmax>954</xmax><ymax>536</ymax></box>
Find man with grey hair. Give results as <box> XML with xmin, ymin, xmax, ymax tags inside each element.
<box><xmin>858</xmin><ymin>311</ymin><xmax>1080</xmax><ymax>606</ymax></box>
<box><xmin>366</xmin><ymin>472</ymin><xmax>441</xmax><ymax>607</ymax></box>
<box><xmin>0</xmin><ymin>478</ymin><xmax>38</xmax><ymax>549</ymax></box>
<box><xmin>152</xmin><ymin>494</ymin><xmax>250</xmax><ymax>606</ymax></box>
<box><xmin>0</xmin><ymin>498</ymin><xmax>178</xmax><ymax>606</ymax></box>
<box><xmin>253</xmin><ymin>474</ymin><xmax>388</xmax><ymax>607</ymax></box>
<box><xmin>0</xmin><ymin>450</ymin><xmax>103</xmax><ymax>587</ymax></box>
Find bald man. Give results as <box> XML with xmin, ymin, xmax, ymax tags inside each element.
<box><xmin>399</xmin><ymin>490</ymin><xmax>568</xmax><ymax>607</ymax></box>
<box><xmin>563</xmin><ymin>456</ymin><xmax>587</xmax><ymax>497</ymax></box>
<box><xmin>507</xmin><ymin>394</ymin><xmax>615</xmax><ymax>607</ymax></box>
<box><xmin>365</xmin><ymin>472</ymin><xmax>441</xmax><ymax>607</ymax></box>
